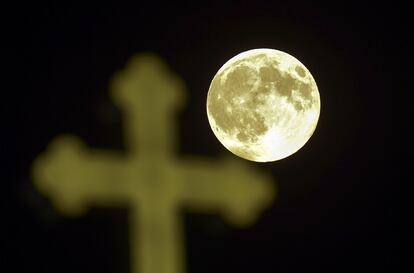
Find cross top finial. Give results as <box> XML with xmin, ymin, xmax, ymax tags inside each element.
<box><xmin>110</xmin><ymin>54</ymin><xmax>185</xmax><ymax>112</ymax></box>
<box><xmin>110</xmin><ymin>53</ymin><xmax>186</xmax><ymax>157</ymax></box>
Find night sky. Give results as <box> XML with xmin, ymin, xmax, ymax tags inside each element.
<box><xmin>8</xmin><ymin>2</ymin><xmax>409</xmax><ymax>273</ymax></box>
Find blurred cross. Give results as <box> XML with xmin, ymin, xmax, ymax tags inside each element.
<box><xmin>32</xmin><ymin>54</ymin><xmax>275</xmax><ymax>273</ymax></box>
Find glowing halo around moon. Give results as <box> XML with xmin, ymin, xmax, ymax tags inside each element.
<box><xmin>206</xmin><ymin>48</ymin><xmax>320</xmax><ymax>162</ymax></box>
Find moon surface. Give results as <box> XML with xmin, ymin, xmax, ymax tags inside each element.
<box><xmin>206</xmin><ymin>48</ymin><xmax>320</xmax><ymax>162</ymax></box>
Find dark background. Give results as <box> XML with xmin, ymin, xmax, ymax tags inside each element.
<box><xmin>7</xmin><ymin>2</ymin><xmax>409</xmax><ymax>273</ymax></box>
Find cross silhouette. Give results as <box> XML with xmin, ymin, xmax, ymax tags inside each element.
<box><xmin>32</xmin><ymin>54</ymin><xmax>275</xmax><ymax>273</ymax></box>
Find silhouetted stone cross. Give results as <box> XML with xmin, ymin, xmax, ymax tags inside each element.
<box><xmin>32</xmin><ymin>54</ymin><xmax>275</xmax><ymax>273</ymax></box>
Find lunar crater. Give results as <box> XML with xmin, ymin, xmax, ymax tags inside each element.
<box><xmin>295</xmin><ymin>66</ymin><xmax>306</xmax><ymax>77</ymax></box>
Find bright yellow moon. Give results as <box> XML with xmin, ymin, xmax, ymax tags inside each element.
<box><xmin>207</xmin><ymin>48</ymin><xmax>320</xmax><ymax>162</ymax></box>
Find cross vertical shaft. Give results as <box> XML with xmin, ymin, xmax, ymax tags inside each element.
<box><xmin>112</xmin><ymin>55</ymin><xmax>187</xmax><ymax>273</ymax></box>
<box><xmin>131</xmin><ymin>198</ymin><xmax>184</xmax><ymax>273</ymax></box>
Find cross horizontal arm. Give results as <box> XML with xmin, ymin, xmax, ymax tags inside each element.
<box><xmin>32</xmin><ymin>135</ymin><xmax>132</xmax><ymax>216</ymax></box>
<box><xmin>176</xmin><ymin>157</ymin><xmax>275</xmax><ymax>226</ymax></box>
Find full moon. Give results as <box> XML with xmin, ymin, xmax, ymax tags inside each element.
<box><xmin>206</xmin><ymin>48</ymin><xmax>320</xmax><ymax>162</ymax></box>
